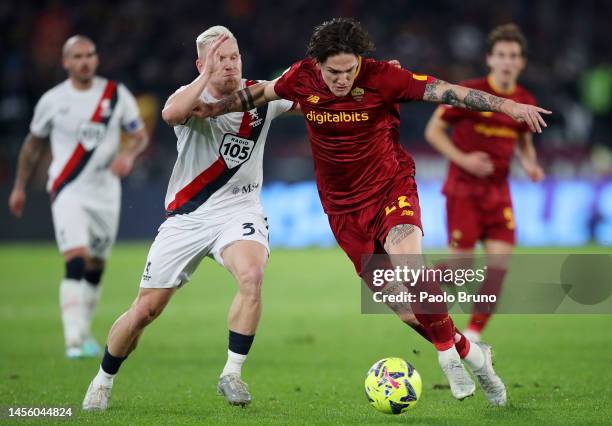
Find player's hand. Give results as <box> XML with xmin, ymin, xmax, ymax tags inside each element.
<box><xmin>505</xmin><ymin>101</ymin><xmax>552</xmax><ymax>133</ymax></box>
<box><xmin>110</xmin><ymin>152</ymin><xmax>135</xmax><ymax>177</ymax></box>
<box><xmin>201</xmin><ymin>34</ymin><xmax>229</xmax><ymax>78</ymax></box>
<box><xmin>8</xmin><ymin>186</ymin><xmax>26</xmax><ymax>218</ymax></box>
<box><xmin>521</xmin><ymin>160</ymin><xmax>545</xmax><ymax>182</ymax></box>
<box><xmin>459</xmin><ymin>151</ymin><xmax>494</xmax><ymax>178</ymax></box>
<box><xmin>387</xmin><ymin>59</ymin><xmax>401</xmax><ymax>69</ymax></box>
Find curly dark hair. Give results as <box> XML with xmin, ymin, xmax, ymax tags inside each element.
<box><xmin>487</xmin><ymin>23</ymin><xmax>528</xmax><ymax>56</ymax></box>
<box><xmin>306</xmin><ymin>18</ymin><xmax>375</xmax><ymax>63</ymax></box>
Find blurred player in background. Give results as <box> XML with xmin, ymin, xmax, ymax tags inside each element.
<box><xmin>201</xmin><ymin>17</ymin><xmax>551</xmax><ymax>406</ymax></box>
<box><xmin>425</xmin><ymin>24</ymin><xmax>545</xmax><ymax>342</ymax></box>
<box><xmin>8</xmin><ymin>35</ymin><xmax>148</xmax><ymax>359</ymax></box>
<box><xmin>82</xmin><ymin>26</ymin><xmax>296</xmax><ymax>410</ymax></box>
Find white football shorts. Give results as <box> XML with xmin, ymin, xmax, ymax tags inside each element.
<box><xmin>139</xmin><ymin>209</ymin><xmax>269</xmax><ymax>288</ymax></box>
<box><xmin>51</xmin><ymin>189</ymin><xmax>120</xmax><ymax>259</ymax></box>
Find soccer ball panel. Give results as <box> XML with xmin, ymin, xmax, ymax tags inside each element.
<box><xmin>364</xmin><ymin>357</ymin><xmax>422</xmax><ymax>414</ymax></box>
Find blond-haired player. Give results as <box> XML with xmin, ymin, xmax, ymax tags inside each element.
<box><xmin>82</xmin><ymin>26</ymin><xmax>295</xmax><ymax>409</ymax></box>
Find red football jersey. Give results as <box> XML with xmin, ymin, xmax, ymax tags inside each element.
<box><xmin>440</xmin><ymin>76</ymin><xmax>536</xmax><ymax>193</ymax></box>
<box><xmin>274</xmin><ymin>57</ymin><xmax>431</xmax><ymax>214</ymax></box>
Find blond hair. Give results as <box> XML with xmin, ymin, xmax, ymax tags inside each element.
<box><xmin>196</xmin><ymin>25</ymin><xmax>235</xmax><ymax>58</ymax></box>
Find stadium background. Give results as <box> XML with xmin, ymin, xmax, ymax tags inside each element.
<box><xmin>1</xmin><ymin>0</ymin><xmax>611</xmax><ymax>247</ymax></box>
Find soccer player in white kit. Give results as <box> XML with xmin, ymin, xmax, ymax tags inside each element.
<box><xmin>8</xmin><ymin>36</ymin><xmax>148</xmax><ymax>359</ymax></box>
<box><xmin>82</xmin><ymin>27</ymin><xmax>295</xmax><ymax>409</ymax></box>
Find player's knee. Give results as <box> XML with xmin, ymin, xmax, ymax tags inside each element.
<box><xmin>131</xmin><ymin>298</ymin><xmax>166</xmax><ymax>329</ymax></box>
<box><xmin>236</xmin><ymin>264</ymin><xmax>264</xmax><ymax>288</ymax></box>
<box><xmin>236</xmin><ymin>265</ymin><xmax>264</xmax><ymax>302</ymax></box>
<box><xmin>65</xmin><ymin>257</ymin><xmax>86</xmax><ymax>280</ymax></box>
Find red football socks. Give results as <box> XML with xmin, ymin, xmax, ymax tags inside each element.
<box><xmin>467</xmin><ymin>266</ymin><xmax>507</xmax><ymax>333</ymax></box>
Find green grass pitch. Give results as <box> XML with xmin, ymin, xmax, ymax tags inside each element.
<box><xmin>1</xmin><ymin>244</ymin><xmax>611</xmax><ymax>425</ymax></box>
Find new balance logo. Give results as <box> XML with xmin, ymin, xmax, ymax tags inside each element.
<box><xmin>306</xmin><ymin>95</ymin><xmax>320</xmax><ymax>104</ymax></box>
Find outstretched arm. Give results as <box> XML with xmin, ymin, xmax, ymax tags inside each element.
<box><xmin>197</xmin><ymin>79</ymin><xmax>282</xmax><ymax>118</ymax></box>
<box><xmin>423</xmin><ymin>79</ymin><xmax>552</xmax><ymax>133</ymax></box>
<box><xmin>8</xmin><ymin>133</ymin><xmax>47</xmax><ymax>217</ymax></box>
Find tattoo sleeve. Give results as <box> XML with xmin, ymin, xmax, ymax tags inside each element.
<box><xmin>213</xmin><ymin>82</ymin><xmax>269</xmax><ymax>116</ymax></box>
<box><xmin>423</xmin><ymin>79</ymin><xmax>507</xmax><ymax>113</ymax></box>
<box><xmin>15</xmin><ymin>134</ymin><xmax>46</xmax><ymax>187</ymax></box>
<box><xmin>385</xmin><ymin>224</ymin><xmax>417</xmax><ymax>248</ymax></box>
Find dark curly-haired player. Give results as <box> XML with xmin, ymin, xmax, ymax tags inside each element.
<box><xmin>198</xmin><ymin>18</ymin><xmax>551</xmax><ymax>406</ymax></box>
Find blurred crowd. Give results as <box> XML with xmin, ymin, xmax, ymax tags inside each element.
<box><xmin>1</xmin><ymin>0</ymin><xmax>611</xmax><ymax>187</ymax></box>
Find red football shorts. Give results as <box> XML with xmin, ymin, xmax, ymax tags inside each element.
<box><xmin>445</xmin><ymin>182</ymin><xmax>515</xmax><ymax>249</ymax></box>
<box><xmin>327</xmin><ymin>174</ymin><xmax>422</xmax><ymax>276</ymax></box>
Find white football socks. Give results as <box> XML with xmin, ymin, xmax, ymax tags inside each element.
<box><xmin>82</xmin><ymin>281</ymin><xmax>101</xmax><ymax>339</ymax></box>
<box><xmin>93</xmin><ymin>366</ymin><xmax>115</xmax><ymax>388</ymax></box>
<box><xmin>437</xmin><ymin>346</ymin><xmax>461</xmax><ymax>366</ymax></box>
<box><xmin>59</xmin><ymin>278</ymin><xmax>84</xmax><ymax>348</ymax></box>
<box><xmin>221</xmin><ymin>350</ymin><xmax>247</xmax><ymax>377</ymax></box>
<box><xmin>462</xmin><ymin>340</ymin><xmax>485</xmax><ymax>371</ymax></box>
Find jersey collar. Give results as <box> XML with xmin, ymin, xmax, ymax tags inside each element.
<box><xmin>487</xmin><ymin>75</ymin><xmax>516</xmax><ymax>96</ymax></box>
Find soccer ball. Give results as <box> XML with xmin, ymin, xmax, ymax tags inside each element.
<box><xmin>364</xmin><ymin>357</ymin><xmax>422</xmax><ymax>414</ymax></box>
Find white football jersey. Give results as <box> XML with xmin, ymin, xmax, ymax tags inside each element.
<box><xmin>165</xmin><ymin>79</ymin><xmax>293</xmax><ymax>220</ymax></box>
<box><xmin>30</xmin><ymin>76</ymin><xmax>143</xmax><ymax>201</ymax></box>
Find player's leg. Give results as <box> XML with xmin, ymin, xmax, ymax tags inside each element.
<box><xmin>464</xmin><ymin>238</ymin><xmax>512</xmax><ymax>342</ymax></box>
<box><xmin>382</xmin><ymin>224</ymin><xmax>475</xmax><ymax>400</ymax></box>
<box><xmin>80</xmin><ymin>204</ymin><xmax>120</xmax><ymax>356</ymax></box>
<box><xmin>465</xmin><ymin>197</ymin><xmax>515</xmax><ymax>341</ymax></box>
<box><xmin>60</xmin><ymin>247</ymin><xmax>89</xmax><ymax>358</ymax></box>
<box><xmin>52</xmin><ymin>193</ymin><xmax>93</xmax><ymax>358</ymax></box>
<box><xmin>83</xmin><ymin>216</ymin><xmax>210</xmax><ymax>410</ymax></box>
<box><xmin>81</xmin><ymin>257</ymin><xmax>104</xmax><ymax>356</ymax></box>
<box><xmin>212</xmin><ymin>215</ymin><xmax>269</xmax><ymax>406</ymax></box>
<box><xmin>83</xmin><ymin>287</ymin><xmax>175</xmax><ymax>410</ymax></box>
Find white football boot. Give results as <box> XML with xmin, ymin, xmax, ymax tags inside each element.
<box><xmin>82</xmin><ymin>380</ymin><xmax>112</xmax><ymax>411</ymax></box>
<box><xmin>439</xmin><ymin>349</ymin><xmax>476</xmax><ymax>400</ymax></box>
<box><xmin>470</xmin><ymin>343</ymin><xmax>507</xmax><ymax>406</ymax></box>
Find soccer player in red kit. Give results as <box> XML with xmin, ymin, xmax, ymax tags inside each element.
<box><xmin>198</xmin><ymin>18</ymin><xmax>550</xmax><ymax>405</ymax></box>
<box><xmin>425</xmin><ymin>24</ymin><xmax>545</xmax><ymax>343</ymax></box>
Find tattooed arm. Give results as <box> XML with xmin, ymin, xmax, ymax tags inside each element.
<box><xmin>423</xmin><ymin>79</ymin><xmax>552</xmax><ymax>133</ymax></box>
<box><xmin>8</xmin><ymin>133</ymin><xmax>47</xmax><ymax>218</ymax></box>
<box><xmin>210</xmin><ymin>80</ymin><xmax>282</xmax><ymax>117</ymax></box>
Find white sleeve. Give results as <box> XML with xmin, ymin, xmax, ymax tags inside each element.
<box><xmin>29</xmin><ymin>93</ymin><xmax>53</xmax><ymax>138</ymax></box>
<box><xmin>267</xmin><ymin>98</ymin><xmax>295</xmax><ymax>120</ymax></box>
<box><xmin>118</xmin><ymin>83</ymin><xmax>144</xmax><ymax>133</ymax></box>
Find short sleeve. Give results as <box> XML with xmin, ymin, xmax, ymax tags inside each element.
<box><xmin>118</xmin><ymin>83</ymin><xmax>144</xmax><ymax>133</ymax></box>
<box><xmin>377</xmin><ymin>63</ymin><xmax>435</xmax><ymax>103</ymax></box>
<box><xmin>267</xmin><ymin>98</ymin><xmax>295</xmax><ymax>120</ymax></box>
<box><xmin>273</xmin><ymin>61</ymin><xmax>303</xmax><ymax>102</ymax></box>
<box><xmin>29</xmin><ymin>93</ymin><xmax>53</xmax><ymax>138</ymax></box>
